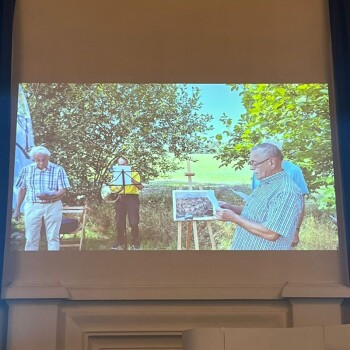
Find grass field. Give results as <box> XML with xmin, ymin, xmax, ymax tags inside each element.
<box><xmin>151</xmin><ymin>153</ymin><xmax>252</xmax><ymax>186</ymax></box>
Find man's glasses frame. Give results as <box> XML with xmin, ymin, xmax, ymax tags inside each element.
<box><xmin>248</xmin><ymin>158</ymin><xmax>271</xmax><ymax>168</ymax></box>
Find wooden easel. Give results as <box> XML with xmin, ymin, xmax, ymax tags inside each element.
<box><xmin>177</xmin><ymin>159</ymin><xmax>217</xmax><ymax>250</ymax></box>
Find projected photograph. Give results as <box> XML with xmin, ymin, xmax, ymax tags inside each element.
<box><xmin>10</xmin><ymin>83</ymin><xmax>339</xmax><ymax>251</ymax></box>
<box><xmin>173</xmin><ymin>190</ymin><xmax>219</xmax><ymax>222</ymax></box>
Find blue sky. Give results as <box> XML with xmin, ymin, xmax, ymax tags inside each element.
<box><xmin>187</xmin><ymin>84</ymin><xmax>246</xmax><ymax>136</ymax></box>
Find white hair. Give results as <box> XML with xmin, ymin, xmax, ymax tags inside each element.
<box><xmin>252</xmin><ymin>143</ymin><xmax>284</xmax><ymax>161</ymax></box>
<box><xmin>29</xmin><ymin>146</ymin><xmax>51</xmax><ymax>159</ymax></box>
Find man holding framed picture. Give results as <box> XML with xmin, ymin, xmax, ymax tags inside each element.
<box><xmin>216</xmin><ymin>142</ymin><xmax>303</xmax><ymax>250</ymax></box>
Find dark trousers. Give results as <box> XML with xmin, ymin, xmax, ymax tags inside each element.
<box><xmin>115</xmin><ymin>195</ymin><xmax>140</xmax><ymax>246</ymax></box>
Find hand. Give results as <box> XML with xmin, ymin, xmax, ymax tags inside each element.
<box><xmin>218</xmin><ymin>201</ymin><xmax>232</xmax><ymax>209</ymax></box>
<box><xmin>131</xmin><ymin>178</ymin><xmax>144</xmax><ymax>190</ymax></box>
<box><xmin>215</xmin><ymin>208</ymin><xmax>238</xmax><ymax>222</ymax></box>
<box><xmin>13</xmin><ymin>208</ymin><xmax>21</xmax><ymax>221</ymax></box>
<box><xmin>36</xmin><ymin>194</ymin><xmax>54</xmax><ymax>200</ymax></box>
<box><xmin>291</xmin><ymin>232</ymin><xmax>300</xmax><ymax>247</ymax></box>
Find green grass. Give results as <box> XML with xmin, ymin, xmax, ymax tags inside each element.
<box><xmin>151</xmin><ymin>153</ymin><xmax>252</xmax><ymax>186</ymax></box>
<box><xmin>296</xmin><ymin>211</ymin><xmax>338</xmax><ymax>250</ymax></box>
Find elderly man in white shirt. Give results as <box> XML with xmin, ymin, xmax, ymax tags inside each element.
<box><xmin>13</xmin><ymin>146</ymin><xmax>70</xmax><ymax>251</ymax></box>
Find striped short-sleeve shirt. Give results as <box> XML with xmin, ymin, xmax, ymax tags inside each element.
<box><xmin>15</xmin><ymin>162</ymin><xmax>70</xmax><ymax>203</ymax></box>
<box><xmin>232</xmin><ymin>171</ymin><xmax>303</xmax><ymax>250</ymax></box>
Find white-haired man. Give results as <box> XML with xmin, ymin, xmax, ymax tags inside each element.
<box><xmin>216</xmin><ymin>143</ymin><xmax>303</xmax><ymax>250</ymax></box>
<box><xmin>13</xmin><ymin>146</ymin><xmax>70</xmax><ymax>251</ymax></box>
<box><xmin>251</xmin><ymin>139</ymin><xmax>309</xmax><ymax>247</ymax></box>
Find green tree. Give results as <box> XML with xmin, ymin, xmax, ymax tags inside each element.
<box><xmin>215</xmin><ymin>83</ymin><xmax>335</xmax><ymax>209</ymax></box>
<box><xmin>22</xmin><ymin>83</ymin><xmax>212</xmax><ymax>200</ymax></box>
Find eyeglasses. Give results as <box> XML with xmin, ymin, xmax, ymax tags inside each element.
<box><xmin>248</xmin><ymin>158</ymin><xmax>271</xmax><ymax>168</ymax></box>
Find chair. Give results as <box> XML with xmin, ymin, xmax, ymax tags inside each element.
<box><xmin>60</xmin><ymin>205</ymin><xmax>88</xmax><ymax>250</ymax></box>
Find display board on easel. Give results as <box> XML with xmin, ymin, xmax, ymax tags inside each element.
<box><xmin>173</xmin><ymin>159</ymin><xmax>217</xmax><ymax>250</ymax></box>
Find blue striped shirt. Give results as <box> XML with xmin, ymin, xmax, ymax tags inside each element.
<box><xmin>232</xmin><ymin>171</ymin><xmax>302</xmax><ymax>250</ymax></box>
<box><xmin>15</xmin><ymin>162</ymin><xmax>70</xmax><ymax>203</ymax></box>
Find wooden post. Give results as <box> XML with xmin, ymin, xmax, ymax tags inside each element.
<box><xmin>185</xmin><ymin>158</ymin><xmax>199</xmax><ymax>250</ymax></box>
<box><xmin>192</xmin><ymin>221</ymin><xmax>199</xmax><ymax>250</ymax></box>
<box><xmin>207</xmin><ymin>221</ymin><xmax>216</xmax><ymax>250</ymax></box>
<box><xmin>177</xmin><ymin>221</ymin><xmax>182</xmax><ymax>250</ymax></box>
<box><xmin>186</xmin><ymin>221</ymin><xmax>192</xmax><ymax>250</ymax></box>
<box><xmin>185</xmin><ymin>158</ymin><xmax>195</xmax><ymax>190</ymax></box>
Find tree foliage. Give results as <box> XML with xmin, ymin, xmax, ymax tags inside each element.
<box><xmin>22</xmin><ymin>83</ymin><xmax>212</xmax><ymax>200</ymax></box>
<box><xmin>214</xmin><ymin>83</ymin><xmax>335</xmax><ymax>208</ymax></box>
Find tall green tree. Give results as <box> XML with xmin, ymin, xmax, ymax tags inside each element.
<box><xmin>22</xmin><ymin>83</ymin><xmax>212</xmax><ymax>199</ymax></box>
<box><xmin>215</xmin><ymin>83</ymin><xmax>335</xmax><ymax>209</ymax></box>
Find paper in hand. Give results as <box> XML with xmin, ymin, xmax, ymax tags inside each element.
<box><xmin>231</xmin><ymin>189</ymin><xmax>250</xmax><ymax>201</ymax></box>
<box><xmin>207</xmin><ymin>190</ymin><xmax>220</xmax><ymax>210</ymax></box>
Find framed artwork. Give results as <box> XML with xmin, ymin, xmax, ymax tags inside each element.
<box><xmin>172</xmin><ymin>190</ymin><xmax>219</xmax><ymax>222</ymax></box>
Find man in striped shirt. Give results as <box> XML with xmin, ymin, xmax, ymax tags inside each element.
<box><xmin>216</xmin><ymin>143</ymin><xmax>303</xmax><ymax>250</ymax></box>
<box><xmin>251</xmin><ymin>139</ymin><xmax>309</xmax><ymax>247</ymax></box>
<box><xmin>13</xmin><ymin>146</ymin><xmax>70</xmax><ymax>251</ymax></box>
